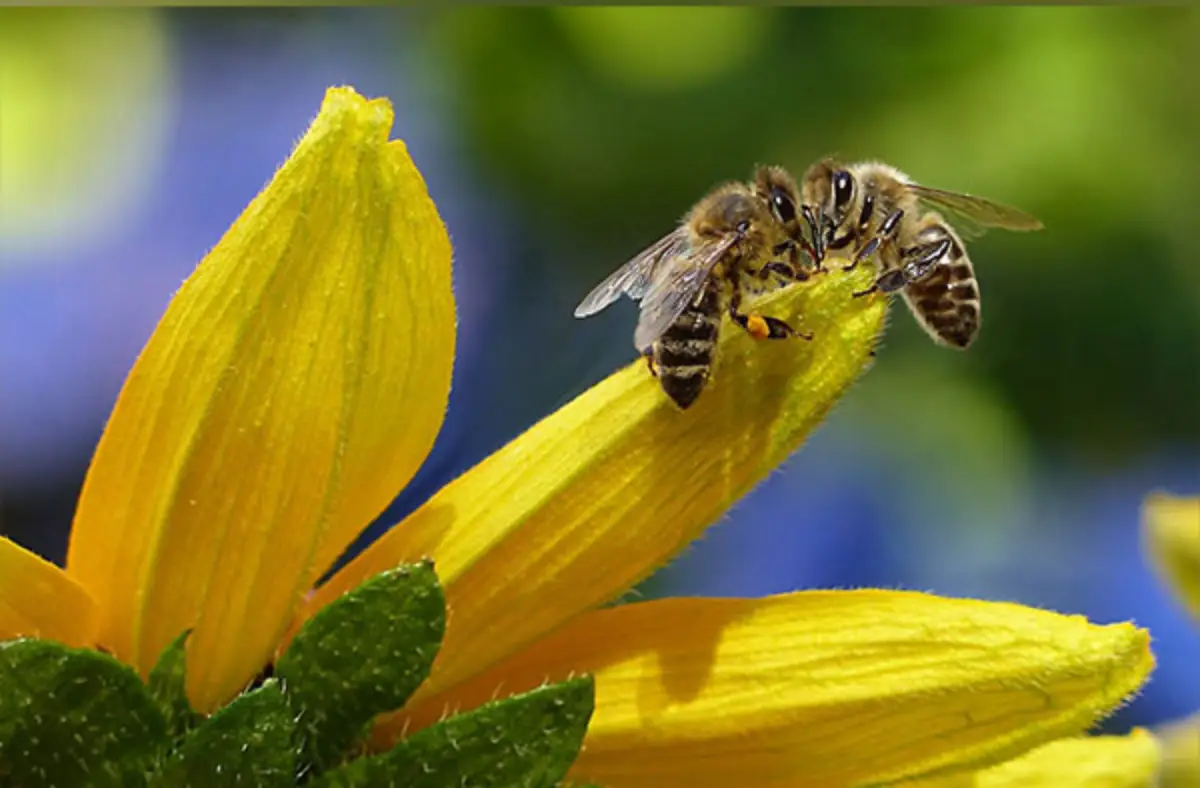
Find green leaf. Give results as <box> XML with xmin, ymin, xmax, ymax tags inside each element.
<box><xmin>311</xmin><ymin>675</ymin><xmax>595</xmax><ymax>788</ymax></box>
<box><xmin>147</xmin><ymin>628</ymin><xmax>200</xmax><ymax>740</ymax></box>
<box><xmin>277</xmin><ymin>560</ymin><xmax>445</xmax><ymax>773</ymax></box>
<box><xmin>0</xmin><ymin>638</ymin><xmax>168</xmax><ymax>788</ymax></box>
<box><xmin>153</xmin><ymin>678</ymin><xmax>295</xmax><ymax>787</ymax></box>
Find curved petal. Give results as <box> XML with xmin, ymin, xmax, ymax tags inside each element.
<box><xmin>1143</xmin><ymin>492</ymin><xmax>1200</xmax><ymax>620</ymax></box>
<box><xmin>914</xmin><ymin>729</ymin><xmax>1162</xmax><ymax>787</ymax></box>
<box><xmin>0</xmin><ymin>536</ymin><xmax>98</xmax><ymax>647</ymax></box>
<box><xmin>65</xmin><ymin>86</ymin><xmax>454</xmax><ymax>711</ymax></box>
<box><xmin>306</xmin><ymin>261</ymin><xmax>886</xmax><ymax>702</ymax></box>
<box><xmin>378</xmin><ymin>591</ymin><xmax>1153</xmax><ymax>788</ymax></box>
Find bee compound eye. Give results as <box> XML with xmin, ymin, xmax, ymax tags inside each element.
<box><xmin>833</xmin><ymin>170</ymin><xmax>853</xmax><ymax>208</ymax></box>
<box><xmin>770</xmin><ymin>188</ymin><xmax>797</xmax><ymax>224</ymax></box>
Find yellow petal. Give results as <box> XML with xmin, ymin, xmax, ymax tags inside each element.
<box><xmin>0</xmin><ymin>537</ymin><xmax>98</xmax><ymax>647</ymax></box>
<box><xmin>65</xmin><ymin>86</ymin><xmax>454</xmax><ymax>711</ymax></box>
<box><xmin>377</xmin><ymin>590</ymin><xmax>1152</xmax><ymax>788</ymax></box>
<box><xmin>914</xmin><ymin>729</ymin><xmax>1162</xmax><ymax>787</ymax></box>
<box><xmin>1156</xmin><ymin>712</ymin><xmax>1200</xmax><ymax>788</ymax></box>
<box><xmin>307</xmin><ymin>257</ymin><xmax>886</xmax><ymax>703</ymax></box>
<box><xmin>1143</xmin><ymin>492</ymin><xmax>1200</xmax><ymax>620</ymax></box>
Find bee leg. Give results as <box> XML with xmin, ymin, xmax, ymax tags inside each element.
<box><xmin>761</xmin><ymin>260</ymin><xmax>810</xmax><ymax>286</ymax></box>
<box><xmin>852</xmin><ymin>269</ymin><xmax>906</xmax><ymax>298</ymax></box>
<box><xmin>827</xmin><ymin>230</ymin><xmax>856</xmax><ymax>254</ymax></box>
<box><xmin>852</xmin><ymin>236</ymin><xmax>949</xmax><ymax>298</ymax></box>
<box><xmin>845</xmin><ymin>208</ymin><xmax>904</xmax><ymax>273</ymax></box>
<box><xmin>801</xmin><ymin>204</ymin><xmax>825</xmax><ymax>270</ymax></box>
<box><xmin>840</xmin><ymin>194</ymin><xmax>877</xmax><ymax>273</ymax></box>
<box><xmin>642</xmin><ymin>348</ymin><xmax>658</xmax><ymax>378</ymax></box>
<box><xmin>729</xmin><ymin>292</ymin><xmax>812</xmax><ymax>340</ymax></box>
<box><xmin>769</xmin><ymin>241</ymin><xmax>806</xmax><ymax>281</ymax></box>
<box><xmin>762</xmin><ymin>315</ymin><xmax>812</xmax><ymax>340</ymax></box>
<box><xmin>896</xmin><ymin>237</ymin><xmax>953</xmax><ymax>285</ymax></box>
<box><xmin>731</xmin><ymin>310</ymin><xmax>811</xmax><ymax>340</ymax></box>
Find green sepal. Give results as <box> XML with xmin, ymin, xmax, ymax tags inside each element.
<box><xmin>310</xmin><ymin>675</ymin><xmax>596</xmax><ymax>788</ymax></box>
<box><xmin>147</xmin><ymin>628</ymin><xmax>200</xmax><ymax>741</ymax></box>
<box><xmin>152</xmin><ymin>678</ymin><xmax>295</xmax><ymax>787</ymax></box>
<box><xmin>276</xmin><ymin>560</ymin><xmax>446</xmax><ymax>773</ymax></box>
<box><xmin>0</xmin><ymin>638</ymin><xmax>168</xmax><ymax>788</ymax></box>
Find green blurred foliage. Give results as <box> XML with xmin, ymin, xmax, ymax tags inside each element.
<box><xmin>0</xmin><ymin>8</ymin><xmax>174</xmax><ymax>259</ymax></box>
<box><xmin>422</xmin><ymin>6</ymin><xmax>1199</xmax><ymax>456</ymax></box>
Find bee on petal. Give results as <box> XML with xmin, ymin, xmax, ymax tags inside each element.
<box><xmin>574</xmin><ymin>166</ymin><xmax>821</xmax><ymax>410</ymax></box>
<box><xmin>802</xmin><ymin>159</ymin><xmax>1043</xmax><ymax>349</ymax></box>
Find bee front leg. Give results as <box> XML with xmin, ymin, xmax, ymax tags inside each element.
<box><xmin>801</xmin><ymin>204</ymin><xmax>826</xmax><ymax>270</ymax></box>
<box><xmin>760</xmin><ymin>259</ymin><xmax>811</xmax><ymax>286</ymax></box>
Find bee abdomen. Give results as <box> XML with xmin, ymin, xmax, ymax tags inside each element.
<box><xmin>655</xmin><ymin>308</ymin><xmax>720</xmax><ymax>409</ymax></box>
<box><xmin>905</xmin><ymin>265</ymin><xmax>982</xmax><ymax>349</ymax></box>
<box><xmin>657</xmin><ymin>336</ymin><xmax>713</xmax><ymax>366</ymax></box>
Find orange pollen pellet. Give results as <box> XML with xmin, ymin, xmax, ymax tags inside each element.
<box><xmin>746</xmin><ymin>314</ymin><xmax>770</xmax><ymax>339</ymax></box>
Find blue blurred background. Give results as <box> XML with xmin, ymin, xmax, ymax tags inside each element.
<box><xmin>2</xmin><ymin>7</ymin><xmax>1197</xmax><ymax>731</ymax></box>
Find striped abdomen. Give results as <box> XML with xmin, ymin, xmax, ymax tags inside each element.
<box><xmin>653</xmin><ymin>281</ymin><xmax>722</xmax><ymax>409</ymax></box>
<box><xmin>899</xmin><ymin>221</ymin><xmax>981</xmax><ymax>349</ymax></box>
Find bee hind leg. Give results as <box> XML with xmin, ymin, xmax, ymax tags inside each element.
<box><xmin>729</xmin><ymin>294</ymin><xmax>812</xmax><ymax>341</ymax></box>
<box><xmin>852</xmin><ymin>236</ymin><xmax>950</xmax><ymax>298</ymax></box>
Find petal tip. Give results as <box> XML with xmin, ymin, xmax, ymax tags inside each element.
<box><xmin>316</xmin><ymin>85</ymin><xmax>396</xmax><ymax>145</ymax></box>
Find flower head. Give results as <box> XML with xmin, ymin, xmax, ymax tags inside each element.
<box><xmin>0</xmin><ymin>86</ymin><xmax>1154</xmax><ymax>785</ymax></box>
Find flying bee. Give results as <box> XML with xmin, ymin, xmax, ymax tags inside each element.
<box><xmin>573</xmin><ymin>165</ymin><xmax>821</xmax><ymax>410</ymax></box>
<box><xmin>801</xmin><ymin>158</ymin><xmax>1043</xmax><ymax>349</ymax></box>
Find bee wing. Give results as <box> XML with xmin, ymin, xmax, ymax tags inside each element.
<box><xmin>573</xmin><ymin>230</ymin><xmax>690</xmax><ymax>318</ymax></box>
<box><xmin>909</xmin><ymin>184</ymin><xmax>1044</xmax><ymax>240</ymax></box>
<box><xmin>632</xmin><ymin>233</ymin><xmax>738</xmax><ymax>353</ymax></box>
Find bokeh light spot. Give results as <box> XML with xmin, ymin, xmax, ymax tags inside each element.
<box><xmin>0</xmin><ymin>8</ymin><xmax>175</xmax><ymax>262</ymax></box>
<box><xmin>553</xmin><ymin>8</ymin><xmax>770</xmax><ymax>93</ymax></box>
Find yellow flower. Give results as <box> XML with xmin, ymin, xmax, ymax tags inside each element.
<box><xmin>1143</xmin><ymin>492</ymin><xmax>1200</xmax><ymax>621</ymax></box>
<box><xmin>1143</xmin><ymin>493</ymin><xmax>1200</xmax><ymax>786</ymax></box>
<box><xmin>0</xmin><ymin>86</ymin><xmax>1154</xmax><ymax>786</ymax></box>
<box><xmin>925</xmin><ymin>491</ymin><xmax>1200</xmax><ymax>787</ymax></box>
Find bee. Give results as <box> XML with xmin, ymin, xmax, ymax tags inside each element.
<box><xmin>573</xmin><ymin>166</ymin><xmax>822</xmax><ymax>409</ymax></box>
<box><xmin>801</xmin><ymin>159</ymin><xmax>1043</xmax><ymax>349</ymax></box>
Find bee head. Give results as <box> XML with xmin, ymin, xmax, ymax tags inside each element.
<box><xmin>690</xmin><ymin>188</ymin><xmax>766</xmax><ymax>239</ymax></box>
<box><xmin>801</xmin><ymin>158</ymin><xmax>856</xmax><ymax>239</ymax></box>
<box><xmin>752</xmin><ymin>165</ymin><xmax>801</xmax><ymax>231</ymax></box>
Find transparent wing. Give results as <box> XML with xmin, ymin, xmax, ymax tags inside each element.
<box><xmin>910</xmin><ymin>184</ymin><xmax>1043</xmax><ymax>240</ymax></box>
<box><xmin>573</xmin><ymin>230</ymin><xmax>690</xmax><ymax>318</ymax></box>
<box><xmin>632</xmin><ymin>233</ymin><xmax>738</xmax><ymax>352</ymax></box>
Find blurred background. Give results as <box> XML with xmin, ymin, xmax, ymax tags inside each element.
<box><xmin>2</xmin><ymin>7</ymin><xmax>1197</xmax><ymax>732</ymax></box>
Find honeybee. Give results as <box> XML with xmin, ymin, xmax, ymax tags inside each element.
<box><xmin>574</xmin><ymin>166</ymin><xmax>821</xmax><ymax>409</ymax></box>
<box><xmin>801</xmin><ymin>159</ymin><xmax>1043</xmax><ymax>349</ymax></box>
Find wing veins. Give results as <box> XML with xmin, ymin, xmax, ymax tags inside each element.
<box><xmin>573</xmin><ymin>230</ymin><xmax>689</xmax><ymax>318</ymax></box>
<box><xmin>909</xmin><ymin>184</ymin><xmax>1043</xmax><ymax>235</ymax></box>
<box><xmin>632</xmin><ymin>233</ymin><xmax>738</xmax><ymax>352</ymax></box>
